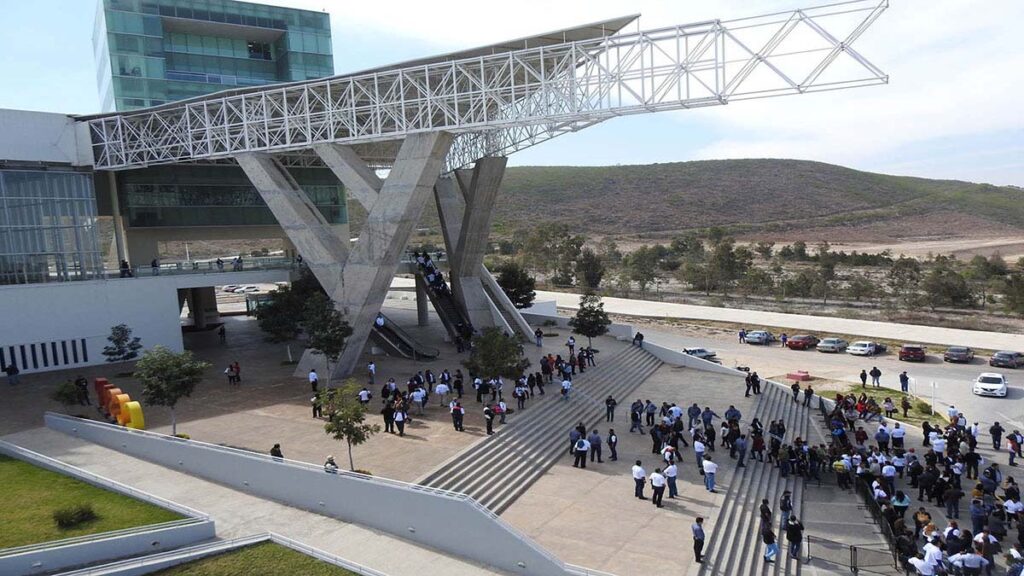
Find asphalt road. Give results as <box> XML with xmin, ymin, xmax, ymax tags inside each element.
<box><xmin>643</xmin><ymin>327</ymin><xmax>1024</xmax><ymax>433</ymax></box>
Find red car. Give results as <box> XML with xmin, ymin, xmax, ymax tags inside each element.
<box><xmin>898</xmin><ymin>344</ymin><xmax>927</xmax><ymax>362</ymax></box>
<box><xmin>786</xmin><ymin>335</ymin><xmax>820</xmax><ymax>350</ymax></box>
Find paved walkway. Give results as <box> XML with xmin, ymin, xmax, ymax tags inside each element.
<box><xmin>1</xmin><ymin>427</ymin><xmax>503</xmax><ymax>576</ymax></box>
<box><xmin>535</xmin><ymin>290</ymin><xmax>1024</xmax><ymax>351</ymax></box>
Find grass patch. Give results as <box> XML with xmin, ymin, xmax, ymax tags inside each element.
<box><xmin>0</xmin><ymin>455</ymin><xmax>183</xmax><ymax>549</ymax></box>
<box><xmin>821</xmin><ymin>382</ymin><xmax>941</xmax><ymax>428</ymax></box>
<box><xmin>150</xmin><ymin>541</ymin><xmax>357</xmax><ymax>575</ymax></box>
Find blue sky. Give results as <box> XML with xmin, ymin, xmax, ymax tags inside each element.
<box><xmin>1</xmin><ymin>0</ymin><xmax>1021</xmax><ymax>186</ymax></box>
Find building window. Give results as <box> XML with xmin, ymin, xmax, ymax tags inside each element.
<box><xmin>247</xmin><ymin>41</ymin><xmax>271</xmax><ymax>61</ymax></box>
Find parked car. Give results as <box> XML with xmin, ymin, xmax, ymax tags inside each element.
<box><xmin>817</xmin><ymin>338</ymin><xmax>849</xmax><ymax>353</ymax></box>
<box><xmin>221</xmin><ymin>285</ymin><xmax>241</xmax><ymax>292</ymax></box>
<box><xmin>848</xmin><ymin>341</ymin><xmax>887</xmax><ymax>356</ymax></box>
<box><xmin>990</xmin><ymin>351</ymin><xmax>1024</xmax><ymax>369</ymax></box>
<box><xmin>745</xmin><ymin>331</ymin><xmax>775</xmax><ymax>345</ymax></box>
<box><xmin>898</xmin><ymin>344</ymin><xmax>927</xmax><ymax>362</ymax></box>
<box><xmin>973</xmin><ymin>373</ymin><xmax>1008</xmax><ymax>397</ymax></box>
<box><xmin>683</xmin><ymin>347</ymin><xmax>718</xmax><ymax>361</ymax></box>
<box><xmin>943</xmin><ymin>346</ymin><xmax>975</xmax><ymax>363</ymax></box>
<box><xmin>236</xmin><ymin>285</ymin><xmax>260</xmax><ymax>293</ymax></box>
<box><xmin>786</xmin><ymin>335</ymin><xmax>820</xmax><ymax>350</ymax></box>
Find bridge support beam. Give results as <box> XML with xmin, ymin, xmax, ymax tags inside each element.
<box><xmin>415</xmin><ymin>274</ymin><xmax>430</xmax><ymax>327</ymax></box>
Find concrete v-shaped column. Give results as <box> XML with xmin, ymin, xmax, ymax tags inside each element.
<box><xmin>311</xmin><ymin>143</ymin><xmax>382</xmax><ymax>211</ymax></box>
<box><xmin>235</xmin><ymin>153</ymin><xmax>348</xmax><ymax>293</ymax></box>
<box><xmin>331</xmin><ymin>132</ymin><xmax>454</xmax><ymax>376</ymax></box>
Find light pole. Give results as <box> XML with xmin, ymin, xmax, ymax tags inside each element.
<box><xmin>931</xmin><ymin>381</ymin><xmax>937</xmax><ymax>416</ymax></box>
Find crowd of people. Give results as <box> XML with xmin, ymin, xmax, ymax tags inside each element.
<box><xmin>823</xmin><ymin>394</ymin><xmax>1024</xmax><ymax>574</ymax></box>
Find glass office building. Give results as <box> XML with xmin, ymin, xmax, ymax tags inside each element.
<box><xmin>94</xmin><ymin>0</ymin><xmax>333</xmax><ymax>112</ymax></box>
<box><xmin>0</xmin><ymin>170</ymin><xmax>105</xmax><ymax>285</ymax></box>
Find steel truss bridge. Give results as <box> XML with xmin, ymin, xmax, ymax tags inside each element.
<box><xmin>81</xmin><ymin>0</ymin><xmax>888</xmax><ymax>172</ymax></box>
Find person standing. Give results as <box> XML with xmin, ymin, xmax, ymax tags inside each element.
<box><xmin>702</xmin><ymin>455</ymin><xmax>718</xmax><ymax>492</ymax></box>
<box><xmin>899</xmin><ymin>371</ymin><xmax>910</xmax><ymax>393</ymax></box>
<box><xmin>393</xmin><ymin>406</ymin><xmax>407</xmax><ymax>437</ymax></box>
<box><xmin>736</xmin><ymin>434</ymin><xmax>748</xmax><ymax>468</ymax></box>
<box><xmin>367</xmin><ymin>361</ymin><xmax>376</xmax><ymax>385</ymax></box>
<box><xmin>588</xmin><ymin>429</ymin><xmax>603</xmax><ymax>463</ymax></box>
<box><xmin>605</xmin><ymin>395</ymin><xmax>618</xmax><ymax>422</ymax></box>
<box><xmin>802</xmin><ymin>385</ymin><xmax>814</xmax><ymax>407</ymax></box>
<box><xmin>74</xmin><ymin>376</ymin><xmax>91</xmax><ymax>405</ymax></box>
<box><xmin>762</xmin><ymin>526</ymin><xmax>779</xmax><ymax>564</ymax></box>
<box><xmin>859</xmin><ymin>369</ymin><xmax>868</xmax><ymax>387</ymax></box>
<box><xmin>991</xmin><ymin>422</ymin><xmax>1006</xmax><ymax>452</ymax></box>
<box><xmin>790</xmin><ymin>382</ymin><xmax>800</xmax><ymax>402</ymax></box>
<box><xmin>650</xmin><ymin>468</ymin><xmax>666</xmax><ymax>508</ymax></box>
<box><xmin>309</xmin><ymin>369</ymin><xmax>319</xmax><ymax>392</ymax></box>
<box><xmin>869</xmin><ymin>366</ymin><xmax>882</xmax><ymax>387</ymax></box>
<box><xmin>632</xmin><ymin>460</ymin><xmax>647</xmax><ymax>499</ymax></box>
<box><xmin>534</xmin><ymin>327</ymin><xmax>544</xmax><ymax>347</ymax></box>
<box><xmin>381</xmin><ymin>403</ymin><xmax>395</xmax><ymax>433</ymax></box>
<box><xmin>561</xmin><ymin>378</ymin><xmax>572</xmax><ymax>401</ymax></box>
<box><xmin>450</xmin><ymin>401</ymin><xmax>465</xmax><ymax>431</ymax></box>
<box><xmin>573</xmin><ymin>436</ymin><xmax>590</xmax><ymax>468</ymax></box>
<box><xmin>694</xmin><ymin>437</ymin><xmax>706</xmax><ymax>475</ymax></box>
<box><xmin>645</xmin><ymin>400</ymin><xmax>657</xmax><ymax>426</ymax></box>
<box><xmin>608</xmin><ymin>429</ymin><xmax>618</xmax><ymax>461</ymax></box>
<box><xmin>665</xmin><ymin>461</ymin><xmax>679</xmax><ymax>499</ymax></box>
<box><xmin>785</xmin><ymin>517</ymin><xmax>804</xmax><ymax>561</ymax></box>
<box><xmin>311</xmin><ymin>393</ymin><xmax>323</xmax><ymax>419</ymax></box>
<box><xmin>566</xmin><ymin>336</ymin><xmax>576</xmax><ymax>356</ymax></box>
<box><xmin>692</xmin><ymin>517</ymin><xmax>706</xmax><ymax>563</ymax></box>
<box><xmin>483</xmin><ymin>405</ymin><xmax>494</xmax><ymax>435</ymax></box>
<box><xmin>780</xmin><ymin>490</ymin><xmax>793</xmax><ymax>527</ymax></box>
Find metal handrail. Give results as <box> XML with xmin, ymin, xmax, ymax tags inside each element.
<box><xmin>375</xmin><ymin>312</ymin><xmax>440</xmax><ymax>358</ymax></box>
<box><xmin>45</xmin><ymin>413</ymin><xmax>567</xmax><ymax>568</ymax></box>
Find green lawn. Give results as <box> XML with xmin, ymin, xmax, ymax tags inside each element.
<box><xmin>0</xmin><ymin>455</ymin><xmax>184</xmax><ymax>549</ymax></box>
<box><xmin>151</xmin><ymin>542</ymin><xmax>357</xmax><ymax>575</ymax></box>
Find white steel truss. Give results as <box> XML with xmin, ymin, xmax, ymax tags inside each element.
<box><xmin>85</xmin><ymin>0</ymin><xmax>888</xmax><ymax>172</ymax></box>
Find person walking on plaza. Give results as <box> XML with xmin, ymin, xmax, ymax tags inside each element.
<box><xmin>311</xmin><ymin>393</ymin><xmax>323</xmax><ymax>419</ymax></box>
<box><xmin>573</xmin><ymin>436</ymin><xmax>590</xmax><ymax>468</ymax></box>
<box><xmin>450</xmin><ymin>401</ymin><xmax>465</xmax><ymax>432</ymax></box>
<box><xmin>991</xmin><ymin>422</ymin><xmax>1006</xmax><ymax>451</ymax></box>
<box><xmin>566</xmin><ymin>336</ymin><xmax>576</xmax><ymax>356</ymax></box>
<box><xmin>692</xmin><ymin>517</ymin><xmax>706</xmax><ymax>563</ymax></box>
<box><xmin>870</xmin><ymin>366</ymin><xmax>882</xmax><ymax>387</ymax></box>
<box><xmin>632</xmin><ymin>460</ymin><xmax>647</xmax><ymax>499</ymax></box>
<box><xmin>483</xmin><ymin>405</ymin><xmax>494</xmax><ymax>435</ymax></box>
<box><xmin>650</xmin><ymin>468</ymin><xmax>666</xmax><ymax>508</ymax></box>
<box><xmin>608</xmin><ymin>429</ymin><xmax>618</xmax><ymax>461</ymax></box>
<box><xmin>381</xmin><ymin>403</ymin><xmax>395</xmax><ymax>433</ymax></box>
<box><xmin>605</xmin><ymin>395</ymin><xmax>617</xmax><ymax>422</ymax></box>
<box><xmin>588</xmin><ymin>429</ymin><xmax>603</xmax><ymax>463</ymax></box>
<box><xmin>702</xmin><ymin>455</ymin><xmax>718</xmax><ymax>493</ymax></box>
<box><xmin>645</xmin><ymin>400</ymin><xmax>657</xmax><ymax>426</ymax></box>
<box><xmin>561</xmin><ymin>378</ymin><xmax>572</xmax><ymax>401</ymax></box>
<box><xmin>534</xmin><ymin>327</ymin><xmax>544</xmax><ymax>347</ymax></box>
<box><xmin>393</xmin><ymin>406</ymin><xmax>407</xmax><ymax>437</ymax></box>
<box><xmin>630</xmin><ymin>403</ymin><xmax>645</xmax><ymax>434</ymax></box>
<box><xmin>367</xmin><ymin>361</ymin><xmax>376</xmax><ymax>385</ymax></box>
<box><xmin>786</xmin><ymin>517</ymin><xmax>804</xmax><ymax>561</ymax></box>
<box><xmin>309</xmin><ymin>369</ymin><xmax>319</xmax><ymax>392</ymax></box>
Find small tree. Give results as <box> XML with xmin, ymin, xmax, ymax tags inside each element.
<box><xmin>495</xmin><ymin>261</ymin><xmax>537</xmax><ymax>309</ymax></box>
<box><xmin>103</xmin><ymin>324</ymin><xmax>142</xmax><ymax>363</ymax></box>
<box><xmin>323</xmin><ymin>381</ymin><xmax>380</xmax><ymax>471</ymax></box>
<box><xmin>576</xmin><ymin>248</ymin><xmax>606</xmax><ymax>290</ymax></box>
<box><xmin>304</xmin><ymin>293</ymin><xmax>352</xmax><ymax>376</ymax></box>
<box><xmin>462</xmin><ymin>327</ymin><xmax>530</xmax><ymax>379</ymax></box>
<box><xmin>136</xmin><ymin>346</ymin><xmax>210</xmax><ymax>435</ymax></box>
<box><xmin>569</xmin><ymin>293</ymin><xmax>611</xmax><ymax>347</ymax></box>
<box><xmin>51</xmin><ymin>380</ymin><xmax>81</xmax><ymax>413</ymax></box>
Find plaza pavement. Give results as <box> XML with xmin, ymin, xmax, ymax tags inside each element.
<box><xmin>534</xmin><ymin>289</ymin><xmax>1024</xmax><ymax>351</ymax></box>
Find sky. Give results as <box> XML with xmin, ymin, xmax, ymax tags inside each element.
<box><xmin>0</xmin><ymin>0</ymin><xmax>1022</xmax><ymax>186</ymax></box>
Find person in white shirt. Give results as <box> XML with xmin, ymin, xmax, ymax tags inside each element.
<box><xmin>882</xmin><ymin>462</ymin><xmax>897</xmax><ymax>494</ymax></box>
<box><xmin>367</xmin><ymin>361</ymin><xmax>376</xmax><ymax>384</ymax></box>
<box><xmin>357</xmin><ymin>387</ymin><xmax>372</xmax><ymax>404</ymax></box>
<box><xmin>693</xmin><ymin>439</ymin><xmax>706</xmax><ymax>475</ymax></box>
<box><xmin>907</xmin><ymin>554</ymin><xmax>936</xmax><ymax>575</ymax></box>
<box><xmin>632</xmin><ymin>461</ymin><xmax>647</xmax><ymax>499</ymax></box>
<box><xmin>948</xmin><ymin>551</ymin><xmax>989</xmax><ymax>572</ymax></box>
<box><xmin>435</xmin><ymin>382</ymin><xmax>450</xmax><ymax>406</ymax></box>
<box><xmin>891</xmin><ymin>423</ymin><xmax>906</xmax><ymax>450</ymax></box>
<box><xmin>561</xmin><ymin>378</ymin><xmax>572</xmax><ymax>401</ymax></box>
<box><xmin>411</xmin><ymin>388</ymin><xmax>426</xmax><ymax>414</ymax></box>
<box><xmin>650</xmin><ymin>468</ymin><xmax>667</xmax><ymax>507</ymax></box>
<box><xmin>308</xmin><ymin>369</ymin><xmax>319</xmax><ymax>392</ymax></box>
<box><xmin>664</xmin><ymin>462</ymin><xmax>679</xmax><ymax>498</ymax></box>
<box><xmin>702</xmin><ymin>456</ymin><xmax>718</xmax><ymax>493</ymax></box>
<box><xmin>932</xmin><ymin>436</ymin><xmax>947</xmax><ymax>456</ymax></box>
<box><xmin>923</xmin><ymin>538</ymin><xmax>943</xmax><ymax>569</ymax></box>
<box><xmin>1005</xmin><ymin>497</ymin><xmax>1024</xmax><ymax>525</ymax></box>
<box><xmin>572</xmin><ymin>436</ymin><xmax>590</xmax><ymax>468</ymax></box>
<box><xmin>375</xmin><ymin>313</ymin><xmax>385</xmax><ymax>328</ymax></box>
<box><xmin>497</xmin><ymin>399</ymin><xmax>508</xmax><ymax>424</ymax></box>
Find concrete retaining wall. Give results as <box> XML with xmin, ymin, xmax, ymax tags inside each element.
<box><xmin>45</xmin><ymin>414</ymin><xmax>567</xmax><ymax>576</ymax></box>
<box><xmin>0</xmin><ymin>442</ymin><xmax>215</xmax><ymax>576</ymax></box>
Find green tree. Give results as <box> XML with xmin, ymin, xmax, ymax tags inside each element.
<box><xmin>304</xmin><ymin>293</ymin><xmax>353</xmax><ymax>376</ymax></box>
<box><xmin>627</xmin><ymin>246</ymin><xmax>659</xmax><ymax>295</ymax></box>
<box><xmin>706</xmin><ymin>238</ymin><xmax>751</xmax><ymax>295</ymax></box>
<box><xmin>568</xmin><ymin>293</ymin><xmax>611</xmax><ymax>347</ymax></box>
<box><xmin>738</xmin><ymin>268</ymin><xmax>775</xmax><ymax>297</ymax></box>
<box><xmin>576</xmin><ymin>248</ymin><xmax>606</xmax><ymax>290</ymax></box>
<box><xmin>1004</xmin><ymin>273</ymin><xmax>1024</xmax><ymax>316</ymax></box>
<box><xmin>323</xmin><ymin>381</ymin><xmax>380</xmax><ymax>471</ymax></box>
<box><xmin>670</xmin><ymin>234</ymin><xmax>705</xmax><ymax>261</ymax></box>
<box><xmin>103</xmin><ymin>324</ymin><xmax>143</xmax><ymax>363</ymax></box>
<box><xmin>495</xmin><ymin>261</ymin><xmax>537</xmax><ymax>308</ymax></box>
<box><xmin>136</xmin><ymin>346</ymin><xmax>210</xmax><ymax>435</ymax></box>
<box><xmin>887</xmin><ymin>256</ymin><xmax>922</xmax><ymax>306</ymax></box>
<box><xmin>597</xmin><ymin>237</ymin><xmax>623</xmax><ymax>266</ymax></box>
<box><xmin>51</xmin><ymin>380</ymin><xmax>82</xmax><ymax>413</ymax></box>
<box><xmin>921</xmin><ymin>265</ymin><xmax>974</xmax><ymax>310</ymax></box>
<box><xmin>462</xmin><ymin>327</ymin><xmax>530</xmax><ymax>378</ymax></box>
<box><xmin>845</xmin><ymin>272</ymin><xmax>876</xmax><ymax>301</ymax></box>
<box><xmin>753</xmin><ymin>241</ymin><xmax>775</xmax><ymax>260</ymax></box>
<box><xmin>815</xmin><ymin>254</ymin><xmax>837</xmax><ymax>305</ymax></box>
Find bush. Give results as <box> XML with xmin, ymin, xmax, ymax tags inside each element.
<box><xmin>543</xmin><ymin>332</ymin><xmax>559</xmax><ymax>337</ymax></box>
<box><xmin>173</xmin><ymin>433</ymin><xmax>191</xmax><ymax>440</ymax></box>
<box><xmin>542</xmin><ymin>320</ymin><xmax>558</xmax><ymax>327</ymax></box>
<box><xmin>354</xmin><ymin>469</ymin><xmax>373</xmax><ymax>476</ymax></box>
<box><xmin>914</xmin><ymin>401</ymin><xmax>933</xmax><ymax>415</ymax></box>
<box><xmin>53</xmin><ymin>504</ymin><xmax>98</xmax><ymax>529</ymax></box>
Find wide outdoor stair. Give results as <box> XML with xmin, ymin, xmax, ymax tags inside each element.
<box><xmin>698</xmin><ymin>379</ymin><xmax>813</xmax><ymax>576</ymax></box>
<box><xmin>420</xmin><ymin>345</ymin><xmax>663</xmax><ymax>513</ymax></box>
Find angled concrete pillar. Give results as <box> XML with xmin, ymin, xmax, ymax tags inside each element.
<box><xmin>414</xmin><ymin>274</ymin><xmax>430</xmax><ymax>327</ymax></box>
<box><xmin>331</xmin><ymin>132</ymin><xmax>454</xmax><ymax>376</ymax></box>
<box><xmin>433</xmin><ymin>175</ymin><xmax>465</xmax><ymax>275</ymax></box>
<box><xmin>451</xmin><ymin>157</ymin><xmax>506</xmax><ymax>331</ymax></box>
<box><xmin>236</xmin><ymin>153</ymin><xmax>349</xmax><ymax>295</ymax></box>
<box><xmin>312</xmin><ymin>143</ymin><xmax>382</xmax><ymax>211</ymax></box>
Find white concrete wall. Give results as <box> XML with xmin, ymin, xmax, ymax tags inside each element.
<box><xmin>0</xmin><ymin>109</ymin><xmax>92</xmax><ymax>166</ymax></box>
<box><xmin>0</xmin><ymin>279</ymin><xmax>182</xmax><ymax>375</ymax></box>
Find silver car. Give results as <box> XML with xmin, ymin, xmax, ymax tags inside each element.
<box><xmin>817</xmin><ymin>338</ymin><xmax>849</xmax><ymax>353</ymax></box>
<box><xmin>745</xmin><ymin>331</ymin><xmax>775</xmax><ymax>345</ymax></box>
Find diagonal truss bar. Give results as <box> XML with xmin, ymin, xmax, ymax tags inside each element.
<box><xmin>84</xmin><ymin>0</ymin><xmax>888</xmax><ymax>172</ymax></box>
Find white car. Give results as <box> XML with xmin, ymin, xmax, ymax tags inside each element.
<box><xmin>236</xmin><ymin>285</ymin><xmax>260</xmax><ymax>293</ymax></box>
<box><xmin>817</xmin><ymin>338</ymin><xmax>849</xmax><ymax>353</ymax></box>
<box><xmin>684</xmin><ymin>347</ymin><xmax>718</xmax><ymax>362</ymax></box>
<box><xmin>973</xmin><ymin>373</ymin><xmax>1008</xmax><ymax>398</ymax></box>
<box><xmin>848</xmin><ymin>341</ymin><xmax>886</xmax><ymax>356</ymax></box>
<box><xmin>221</xmin><ymin>285</ymin><xmax>241</xmax><ymax>292</ymax></box>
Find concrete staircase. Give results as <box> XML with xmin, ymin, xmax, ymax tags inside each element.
<box><xmin>420</xmin><ymin>345</ymin><xmax>663</xmax><ymax>513</ymax></box>
<box><xmin>698</xmin><ymin>380</ymin><xmax>813</xmax><ymax>576</ymax></box>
